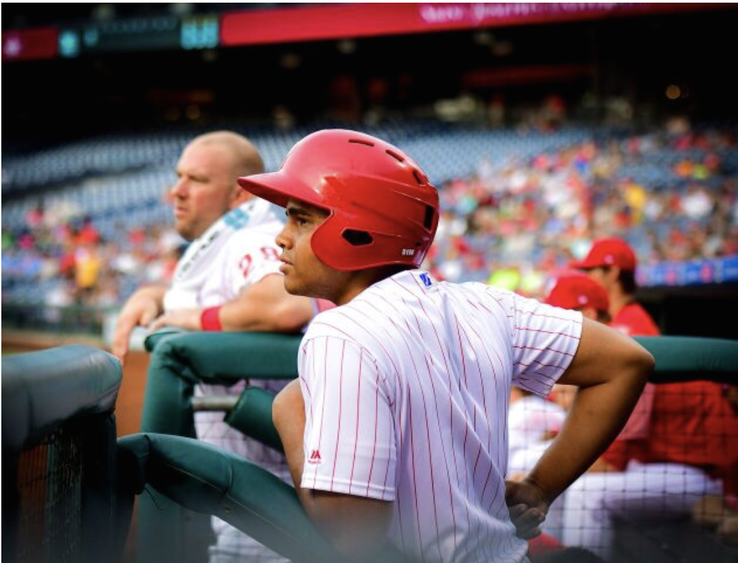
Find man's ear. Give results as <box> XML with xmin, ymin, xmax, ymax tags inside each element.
<box><xmin>230</xmin><ymin>185</ymin><xmax>252</xmax><ymax>209</ymax></box>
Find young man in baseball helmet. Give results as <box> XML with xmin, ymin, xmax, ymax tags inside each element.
<box><xmin>239</xmin><ymin>129</ymin><xmax>654</xmax><ymax>563</ymax></box>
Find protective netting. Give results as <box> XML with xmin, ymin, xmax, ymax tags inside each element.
<box><xmin>509</xmin><ymin>381</ymin><xmax>738</xmax><ymax>562</ymax></box>
<box><xmin>15</xmin><ymin>426</ymin><xmax>84</xmax><ymax>563</ymax></box>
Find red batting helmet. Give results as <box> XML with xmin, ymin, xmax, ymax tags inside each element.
<box><xmin>238</xmin><ymin>129</ymin><xmax>439</xmax><ymax>271</ymax></box>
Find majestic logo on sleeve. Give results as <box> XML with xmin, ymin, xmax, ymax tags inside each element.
<box><xmin>308</xmin><ymin>449</ymin><xmax>323</xmax><ymax>464</ymax></box>
<box><xmin>419</xmin><ymin>272</ymin><xmax>433</xmax><ymax>287</ymax></box>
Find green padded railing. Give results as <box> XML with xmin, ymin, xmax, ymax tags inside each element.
<box><xmin>144</xmin><ymin>330</ymin><xmax>303</xmax><ymax>382</ymax></box>
<box><xmin>3</xmin><ymin>345</ymin><xmax>125</xmax><ymax>563</ymax></box>
<box><xmin>118</xmin><ymin>433</ymin><xmax>351</xmax><ymax>563</ymax></box>
<box><xmin>634</xmin><ymin>336</ymin><xmax>738</xmax><ymax>383</ymax></box>
<box><xmin>137</xmin><ymin>330</ymin><xmax>304</xmax><ymax>563</ymax></box>
<box><xmin>121</xmin><ymin>334</ymin><xmax>738</xmax><ymax>563</ymax></box>
<box><xmin>3</xmin><ymin>344</ymin><xmax>122</xmax><ymax>450</ymax></box>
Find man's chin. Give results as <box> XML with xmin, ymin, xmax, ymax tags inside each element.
<box><xmin>174</xmin><ymin>223</ymin><xmax>194</xmax><ymax>241</ymax></box>
<box><xmin>284</xmin><ymin>279</ymin><xmax>306</xmax><ymax>297</ymax></box>
<box><xmin>284</xmin><ymin>278</ymin><xmax>320</xmax><ymax>300</ymax></box>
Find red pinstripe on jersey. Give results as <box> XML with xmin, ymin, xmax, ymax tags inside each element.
<box><xmin>299</xmin><ymin>270</ymin><xmax>582</xmax><ymax>563</ymax></box>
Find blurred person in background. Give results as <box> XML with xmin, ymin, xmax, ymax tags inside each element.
<box><xmin>562</xmin><ymin>240</ymin><xmax>738</xmax><ymax>559</ymax></box>
<box><xmin>571</xmin><ymin>237</ymin><xmax>658</xmax><ymax>472</ymax></box>
<box><xmin>692</xmin><ymin>385</ymin><xmax>738</xmax><ymax>548</ymax></box>
<box><xmin>544</xmin><ymin>271</ymin><xmax>611</xmax><ymax>324</ymax></box>
<box><xmin>570</xmin><ymin>237</ymin><xmax>658</xmax><ymax>337</ymax></box>
<box><xmin>112</xmin><ymin>131</ymin><xmax>315</xmax><ymax>563</ymax></box>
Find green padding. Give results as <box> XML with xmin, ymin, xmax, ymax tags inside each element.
<box><xmin>2</xmin><ymin>345</ymin><xmax>122</xmax><ymax>450</ymax></box>
<box><xmin>144</xmin><ymin>327</ymin><xmax>186</xmax><ymax>353</ymax></box>
<box><xmin>224</xmin><ymin>387</ymin><xmax>282</xmax><ymax>452</ymax></box>
<box><xmin>144</xmin><ymin>330</ymin><xmax>302</xmax><ymax>381</ymax></box>
<box><xmin>118</xmin><ymin>433</ymin><xmax>347</xmax><ymax>563</ymax></box>
<box><xmin>634</xmin><ymin>336</ymin><xmax>738</xmax><ymax>384</ymax></box>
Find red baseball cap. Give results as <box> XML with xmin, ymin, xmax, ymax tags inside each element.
<box><xmin>570</xmin><ymin>237</ymin><xmax>637</xmax><ymax>271</ymax></box>
<box><xmin>544</xmin><ymin>272</ymin><xmax>610</xmax><ymax>313</ymax></box>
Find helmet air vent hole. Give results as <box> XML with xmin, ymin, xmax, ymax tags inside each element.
<box><xmin>423</xmin><ymin>205</ymin><xmax>435</xmax><ymax>230</ymax></box>
<box><xmin>343</xmin><ymin>229</ymin><xmax>374</xmax><ymax>246</ymax></box>
<box><xmin>385</xmin><ymin>149</ymin><xmax>405</xmax><ymax>163</ymax></box>
<box><xmin>412</xmin><ymin>170</ymin><xmax>424</xmax><ymax>185</ymax></box>
<box><xmin>349</xmin><ymin>139</ymin><xmax>374</xmax><ymax>147</ymax></box>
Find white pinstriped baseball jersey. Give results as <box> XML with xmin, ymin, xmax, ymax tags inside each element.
<box><xmin>299</xmin><ymin>270</ymin><xmax>582</xmax><ymax>563</ymax></box>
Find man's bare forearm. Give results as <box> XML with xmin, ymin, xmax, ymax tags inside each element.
<box><xmin>526</xmin><ymin>319</ymin><xmax>654</xmax><ymax>504</ymax></box>
<box><xmin>272</xmin><ymin>380</ymin><xmax>308</xmax><ymax>494</ymax></box>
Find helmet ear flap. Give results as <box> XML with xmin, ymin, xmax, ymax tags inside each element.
<box><xmin>310</xmin><ymin>214</ymin><xmax>353</xmax><ymax>270</ymax></box>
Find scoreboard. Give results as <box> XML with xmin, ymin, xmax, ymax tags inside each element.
<box><xmin>3</xmin><ymin>13</ymin><xmax>220</xmax><ymax>61</ymax></box>
<box><xmin>57</xmin><ymin>15</ymin><xmax>219</xmax><ymax>58</ymax></box>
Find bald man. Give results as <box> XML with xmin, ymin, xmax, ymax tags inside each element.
<box><xmin>113</xmin><ymin>132</ymin><xmax>314</xmax><ymax>563</ymax></box>
<box><xmin>113</xmin><ymin>131</ymin><xmax>312</xmax><ymax>357</ymax></box>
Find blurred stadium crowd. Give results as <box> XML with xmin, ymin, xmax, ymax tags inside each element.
<box><xmin>3</xmin><ymin>115</ymin><xmax>736</xmax><ymax>328</ymax></box>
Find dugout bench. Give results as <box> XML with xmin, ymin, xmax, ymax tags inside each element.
<box><xmin>117</xmin><ymin>333</ymin><xmax>738</xmax><ymax>563</ymax></box>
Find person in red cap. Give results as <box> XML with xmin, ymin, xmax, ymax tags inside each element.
<box><xmin>570</xmin><ymin>237</ymin><xmax>659</xmax><ymax>337</ymax></box>
<box><xmin>544</xmin><ymin>272</ymin><xmax>611</xmax><ymax>325</ymax></box>
<box><xmin>571</xmin><ymin>238</ymin><xmax>659</xmax><ymax>472</ymax></box>
<box><xmin>562</xmin><ymin>240</ymin><xmax>735</xmax><ymax>558</ymax></box>
<box><xmin>239</xmin><ymin>129</ymin><xmax>654</xmax><ymax>563</ymax></box>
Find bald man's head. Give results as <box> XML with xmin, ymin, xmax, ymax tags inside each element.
<box><xmin>170</xmin><ymin>131</ymin><xmax>265</xmax><ymax>240</ymax></box>
<box><xmin>190</xmin><ymin>131</ymin><xmax>264</xmax><ymax>178</ymax></box>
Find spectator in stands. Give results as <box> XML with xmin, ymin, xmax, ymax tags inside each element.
<box><xmin>112</xmin><ymin>131</ymin><xmax>315</xmax><ymax>563</ymax></box>
<box><xmin>2</xmin><ymin>227</ymin><xmax>14</xmax><ymax>251</ymax></box>
<box><xmin>74</xmin><ymin>239</ymin><xmax>102</xmax><ymax>302</ymax></box>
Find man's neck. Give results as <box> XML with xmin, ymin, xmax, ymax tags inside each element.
<box><xmin>609</xmin><ymin>285</ymin><xmax>635</xmax><ymax>317</ymax></box>
<box><xmin>333</xmin><ymin>266</ymin><xmax>409</xmax><ymax>306</ymax></box>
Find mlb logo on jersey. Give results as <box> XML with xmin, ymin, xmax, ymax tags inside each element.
<box><xmin>308</xmin><ymin>449</ymin><xmax>323</xmax><ymax>464</ymax></box>
<box><xmin>419</xmin><ymin>272</ymin><xmax>433</xmax><ymax>288</ymax></box>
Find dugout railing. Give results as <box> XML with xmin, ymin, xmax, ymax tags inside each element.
<box><xmin>117</xmin><ymin>333</ymin><xmax>738</xmax><ymax>563</ymax></box>
<box><xmin>2</xmin><ymin>345</ymin><xmax>127</xmax><ymax>563</ymax></box>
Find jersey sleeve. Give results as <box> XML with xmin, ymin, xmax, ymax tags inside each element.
<box><xmin>298</xmin><ymin>334</ymin><xmax>397</xmax><ymax>501</ymax></box>
<box><xmin>223</xmin><ymin>230</ymin><xmax>282</xmax><ymax>295</ymax></box>
<box><xmin>508</xmin><ymin>293</ymin><xmax>583</xmax><ymax>398</ymax></box>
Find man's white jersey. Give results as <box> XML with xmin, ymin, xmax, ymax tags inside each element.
<box><xmin>298</xmin><ymin>270</ymin><xmax>582</xmax><ymax>563</ymax></box>
<box><xmin>187</xmin><ymin>199</ymin><xmax>289</xmax><ymax>475</ymax></box>
<box><xmin>198</xmin><ymin>203</ymin><xmax>284</xmax><ymax>309</ymax></box>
